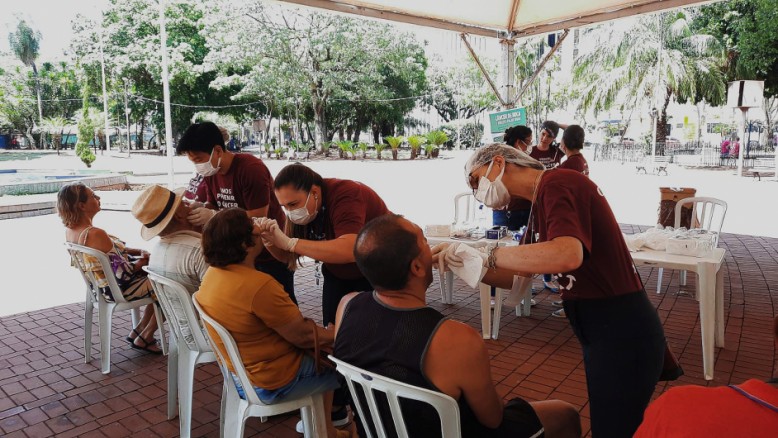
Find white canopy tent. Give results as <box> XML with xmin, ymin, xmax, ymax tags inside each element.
<box><xmin>158</xmin><ymin>0</ymin><xmax>721</xmax><ymax>183</ymax></box>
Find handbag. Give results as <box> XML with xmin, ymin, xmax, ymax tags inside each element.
<box><xmin>304</xmin><ymin>318</ymin><xmax>336</xmax><ymax>374</ymax></box>
<box><xmin>659</xmin><ymin>340</ymin><xmax>684</xmax><ymax>381</ymax></box>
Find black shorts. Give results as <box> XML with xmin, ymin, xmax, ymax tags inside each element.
<box><xmin>463</xmin><ymin>397</ymin><xmax>544</xmax><ymax>438</ymax></box>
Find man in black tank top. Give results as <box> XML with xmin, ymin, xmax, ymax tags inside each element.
<box><xmin>333</xmin><ymin>215</ymin><xmax>581</xmax><ymax>438</ymax></box>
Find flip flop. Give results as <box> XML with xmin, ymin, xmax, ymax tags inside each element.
<box><xmin>126</xmin><ymin>328</ymin><xmax>141</xmax><ymax>344</ymax></box>
<box><xmin>131</xmin><ymin>333</ymin><xmax>163</xmax><ymax>355</ymax></box>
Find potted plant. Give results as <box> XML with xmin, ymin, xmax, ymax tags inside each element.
<box><xmin>322</xmin><ymin>141</ymin><xmax>332</xmax><ymax>157</ymax></box>
<box><xmin>384</xmin><ymin>136</ymin><xmax>404</xmax><ymax>160</ymax></box>
<box><xmin>296</xmin><ymin>142</ymin><xmax>312</xmax><ymax>160</ymax></box>
<box><xmin>407</xmin><ymin>135</ymin><xmax>426</xmax><ymax>160</ymax></box>
<box><xmin>357</xmin><ymin>142</ymin><xmax>369</xmax><ymax>159</ymax></box>
<box><xmin>425</xmin><ymin>131</ymin><xmax>448</xmax><ymax>159</ymax></box>
<box><xmin>263</xmin><ymin>143</ymin><xmax>273</xmax><ymax>159</ymax></box>
<box><xmin>374</xmin><ymin>142</ymin><xmax>387</xmax><ymax>160</ymax></box>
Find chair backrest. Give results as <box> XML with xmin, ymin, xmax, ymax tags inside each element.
<box><xmin>64</xmin><ymin>242</ymin><xmax>129</xmax><ymax>304</ymax></box>
<box><xmin>453</xmin><ymin>192</ymin><xmax>477</xmax><ymax>226</ymax></box>
<box><xmin>144</xmin><ymin>267</ymin><xmax>211</xmax><ymax>353</ymax></box>
<box><xmin>674</xmin><ymin>197</ymin><xmax>728</xmax><ymax>246</ymax></box>
<box><xmin>329</xmin><ymin>355</ymin><xmax>461</xmax><ymax>438</ymax></box>
<box><xmin>192</xmin><ymin>292</ymin><xmax>264</xmax><ymax>406</ymax></box>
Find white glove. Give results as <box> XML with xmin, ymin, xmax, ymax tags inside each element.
<box><xmin>261</xmin><ymin>223</ymin><xmax>298</xmax><ymax>253</ymax></box>
<box><xmin>444</xmin><ymin>243</ymin><xmax>488</xmax><ymax>268</ymax></box>
<box><xmin>187</xmin><ymin>207</ymin><xmax>216</xmax><ymax>226</ymax></box>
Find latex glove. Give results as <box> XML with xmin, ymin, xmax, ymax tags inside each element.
<box><xmin>444</xmin><ymin>243</ymin><xmax>488</xmax><ymax>269</ymax></box>
<box><xmin>262</xmin><ymin>223</ymin><xmax>298</xmax><ymax>253</ymax></box>
<box><xmin>431</xmin><ymin>243</ymin><xmax>451</xmax><ymax>271</ymax></box>
<box><xmin>252</xmin><ymin>217</ymin><xmax>278</xmax><ymax>233</ymax></box>
<box><xmin>188</xmin><ymin>206</ymin><xmax>216</xmax><ymax>226</ymax></box>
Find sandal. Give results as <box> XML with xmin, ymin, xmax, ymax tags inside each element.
<box><xmin>126</xmin><ymin>328</ymin><xmax>141</xmax><ymax>344</ymax></box>
<box><xmin>131</xmin><ymin>334</ymin><xmax>163</xmax><ymax>355</ymax></box>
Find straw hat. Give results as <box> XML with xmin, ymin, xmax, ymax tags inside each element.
<box><xmin>131</xmin><ymin>185</ymin><xmax>186</xmax><ymax>240</ymax></box>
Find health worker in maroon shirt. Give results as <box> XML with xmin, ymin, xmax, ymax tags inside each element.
<box><xmin>434</xmin><ymin>144</ymin><xmax>666</xmax><ymax>438</ymax></box>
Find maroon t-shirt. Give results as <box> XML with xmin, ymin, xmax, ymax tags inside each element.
<box><xmin>529</xmin><ymin>168</ymin><xmax>641</xmax><ymax>300</ymax></box>
<box><xmin>558</xmin><ymin>153</ymin><xmax>589</xmax><ymax>176</ymax></box>
<box><xmin>530</xmin><ymin>144</ymin><xmax>563</xmax><ymax>169</ymax></box>
<box><xmin>183</xmin><ymin>173</ymin><xmax>208</xmax><ymax>202</ymax></box>
<box><xmin>203</xmin><ymin>153</ymin><xmax>284</xmax><ymax>262</ymax></box>
<box><xmin>311</xmin><ymin>178</ymin><xmax>390</xmax><ymax>280</ymax></box>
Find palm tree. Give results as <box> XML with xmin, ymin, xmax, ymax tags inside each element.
<box><xmin>574</xmin><ymin>11</ymin><xmax>726</xmax><ymax>153</ymax></box>
<box><xmin>8</xmin><ymin>20</ymin><xmax>43</xmax><ymax>132</ymax></box>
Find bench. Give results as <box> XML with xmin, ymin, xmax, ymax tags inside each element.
<box><xmin>745</xmin><ymin>158</ymin><xmax>775</xmax><ymax>181</ymax></box>
<box><xmin>636</xmin><ymin>156</ymin><xmax>670</xmax><ymax>175</ymax></box>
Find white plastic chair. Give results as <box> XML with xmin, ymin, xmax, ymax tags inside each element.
<box><xmin>144</xmin><ymin>268</ymin><xmax>222</xmax><ymax>438</ymax></box>
<box><xmin>65</xmin><ymin>242</ymin><xmax>166</xmax><ymax>374</ymax></box>
<box><xmin>492</xmin><ymin>275</ymin><xmax>534</xmax><ymax>339</ymax></box>
<box><xmin>329</xmin><ymin>355</ymin><xmax>461</xmax><ymax>438</ymax></box>
<box><xmin>437</xmin><ymin>193</ymin><xmax>479</xmax><ymax>304</ymax></box>
<box><xmin>656</xmin><ymin>197</ymin><xmax>728</xmax><ymax>294</ymax></box>
<box><xmin>192</xmin><ymin>293</ymin><xmax>328</xmax><ymax>438</ymax></box>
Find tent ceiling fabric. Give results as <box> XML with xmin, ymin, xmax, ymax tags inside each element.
<box><xmin>273</xmin><ymin>0</ymin><xmax>717</xmax><ymax>37</ymax></box>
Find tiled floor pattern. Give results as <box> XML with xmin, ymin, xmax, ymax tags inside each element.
<box><xmin>1</xmin><ymin>225</ymin><xmax>776</xmax><ymax>437</ymax></box>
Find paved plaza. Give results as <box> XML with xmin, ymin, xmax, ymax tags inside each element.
<box><xmin>0</xmin><ymin>150</ymin><xmax>776</xmax><ymax>437</ymax></box>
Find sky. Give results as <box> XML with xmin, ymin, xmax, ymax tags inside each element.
<box><xmin>0</xmin><ymin>0</ymin><xmax>500</xmax><ymax>64</ymax></box>
<box><xmin>1</xmin><ymin>0</ymin><xmax>107</xmax><ymax>62</ymax></box>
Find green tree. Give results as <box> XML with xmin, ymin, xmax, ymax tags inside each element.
<box><xmin>8</xmin><ymin>20</ymin><xmax>43</xmax><ymax>129</ymax></box>
<box><xmin>574</xmin><ymin>11</ymin><xmax>726</xmax><ymax>150</ymax></box>
<box><xmin>424</xmin><ymin>55</ymin><xmax>498</xmax><ymax>123</ymax></box>
<box><xmin>75</xmin><ymin>107</ymin><xmax>96</xmax><ymax>167</ymax></box>
<box><xmin>0</xmin><ymin>65</ymin><xmax>39</xmax><ymax>148</ymax></box>
<box><xmin>204</xmin><ymin>1</ymin><xmax>426</xmax><ymax>151</ymax></box>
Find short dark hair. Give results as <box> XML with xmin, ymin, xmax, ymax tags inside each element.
<box><xmin>541</xmin><ymin>120</ymin><xmax>560</xmax><ymax>138</ymax></box>
<box><xmin>176</xmin><ymin>122</ymin><xmax>225</xmax><ymax>155</ymax></box>
<box><xmin>504</xmin><ymin>125</ymin><xmax>533</xmax><ymax>148</ymax></box>
<box><xmin>562</xmin><ymin>125</ymin><xmax>585</xmax><ymax>150</ymax></box>
<box><xmin>202</xmin><ymin>208</ymin><xmax>255</xmax><ymax>267</ymax></box>
<box><xmin>354</xmin><ymin>214</ymin><xmax>420</xmax><ymax>291</ymax></box>
<box><xmin>273</xmin><ymin>162</ymin><xmax>324</xmax><ymax>192</ymax></box>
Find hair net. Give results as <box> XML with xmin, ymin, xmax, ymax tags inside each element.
<box><xmin>465</xmin><ymin>143</ymin><xmax>545</xmax><ymax>177</ymax></box>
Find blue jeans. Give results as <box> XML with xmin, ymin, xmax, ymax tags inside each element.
<box><xmin>232</xmin><ymin>355</ymin><xmax>340</xmax><ymax>404</ymax></box>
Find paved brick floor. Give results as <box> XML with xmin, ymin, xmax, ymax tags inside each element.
<box><xmin>1</xmin><ymin>226</ymin><xmax>776</xmax><ymax>437</ymax></box>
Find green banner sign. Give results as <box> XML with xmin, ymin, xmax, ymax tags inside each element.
<box><xmin>489</xmin><ymin>107</ymin><xmax>526</xmax><ymax>135</ymax></box>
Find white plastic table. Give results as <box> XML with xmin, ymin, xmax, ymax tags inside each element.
<box><xmin>631</xmin><ymin>247</ymin><xmax>726</xmax><ymax>380</ymax></box>
<box><xmin>426</xmin><ymin>235</ymin><xmax>530</xmax><ymax>340</ymax></box>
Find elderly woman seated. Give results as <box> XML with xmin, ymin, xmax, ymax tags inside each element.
<box><xmin>58</xmin><ymin>182</ymin><xmax>162</xmax><ymax>354</ymax></box>
<box><xmin>195</xmin><ymin>208</ymin><xmax>350</xmax><ymax>438</ymax></box>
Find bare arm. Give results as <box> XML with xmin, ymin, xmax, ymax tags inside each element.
<box><xmin>273</xmin><ymin>313</ymin><xmax>334</xmax><ymax>349</ymax></box>
<box><xmin>424</xmin><ymin>321</ymin><xmax>503</xmax><ymax>428</ymax></box>
<box><xmin>334</xmin><ymin>292</ymin><xmax>361</xmax><ymax>339</ymax></box>
<box><xmin>494</xmin><ymin>236</ymin><xmax>583</xmax><ymax>274</ymax></box>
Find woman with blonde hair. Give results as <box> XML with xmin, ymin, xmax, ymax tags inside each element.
<box><xmin>58</xmin><ymin>182</ymin><xmax>162</xmax><ymax>354</ymax></box>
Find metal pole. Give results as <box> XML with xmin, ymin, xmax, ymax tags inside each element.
<box><xmin>737</xmin><ymin>108</ymin><xmax>747</xmax><ymax>177</ymax></box>
<box><xmin>124</xmin><ymin>82</ymin><xmax>131</xmax><ymax>158</ymax></box>
<box><xmin>513</xmin><ymin>29</ymin><xmax>569</xmax><ymax>105</ymax></box>
<box><xmin>98</xmin><ymin>30</ymin><xmax>111</xmax><ymax>153</ymax></box>
<box><xmin>499</xmin><ymin>35</ymin><xmax>516</xmax><ymax>110</ymax></box>
<box><xmin>160</xmin><ymin>0</ymin><xmax>175</xmax><ymax>188</ymax></box>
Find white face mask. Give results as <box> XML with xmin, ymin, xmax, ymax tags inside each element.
<box><xmin>195</xmin><ymin>149</ymin><xmax>221</xmax><ymax>177</ymax></box>
<box><xmin>474</xmin><ymin>160</ymin><xmax>511</xmax><ymax>209</ymax></box>
<box><xmin>285</xmin><ymin>191</ymin><xmax>318</xmax><ymax>225</ymax></box>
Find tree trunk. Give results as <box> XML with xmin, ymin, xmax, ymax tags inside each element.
<box><xmin>24</xmin><ymin>129</ymin><xmax>36</xmax><ymax>151</ymax></box>
<box><xmin>655</xmin><ymin>89</ymin><xmax>672</xmax><ymax>156</ymax></box>
<box><xmin>372</xmin><ymin>124</ymin><xmax>380</xmax><ymax>144</ymax></box>
<box><xmin>32</xmin><ymin>62</ymin><xmax>43</xmax><ymax>137</ymax></box>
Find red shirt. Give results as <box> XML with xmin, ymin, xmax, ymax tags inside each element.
<box><xmin>309</xmin><ymin>178</ymin><xmax>390</xmax><ymax>279</ymax></box>
<box><xmin>634</xmin><ymin>380</ymin><xmax>778</xmax><ymax>438</ymax></box>
<box><xmin>183</xmin><ymin>173</ymin><xmax>208</xmax><ymax>202</ymax></box>
<box><xmin>558</xmin><ymin>153</ymin><xmax>589</xmax><ymax>176</ymax></box>
<box><xmin>530</xmin><ymin>168</ymin><xmax>641</xmax><ymax>300</ymax></box>
<box><xmin>203</xmin><ymin>153</ymin><xmax>284</xmax><ymax>261</ymax></box>
<box><xmin>530</xmin><ymin>144</ymin><xmax>563</xmax><ymax>169</ymax></box>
